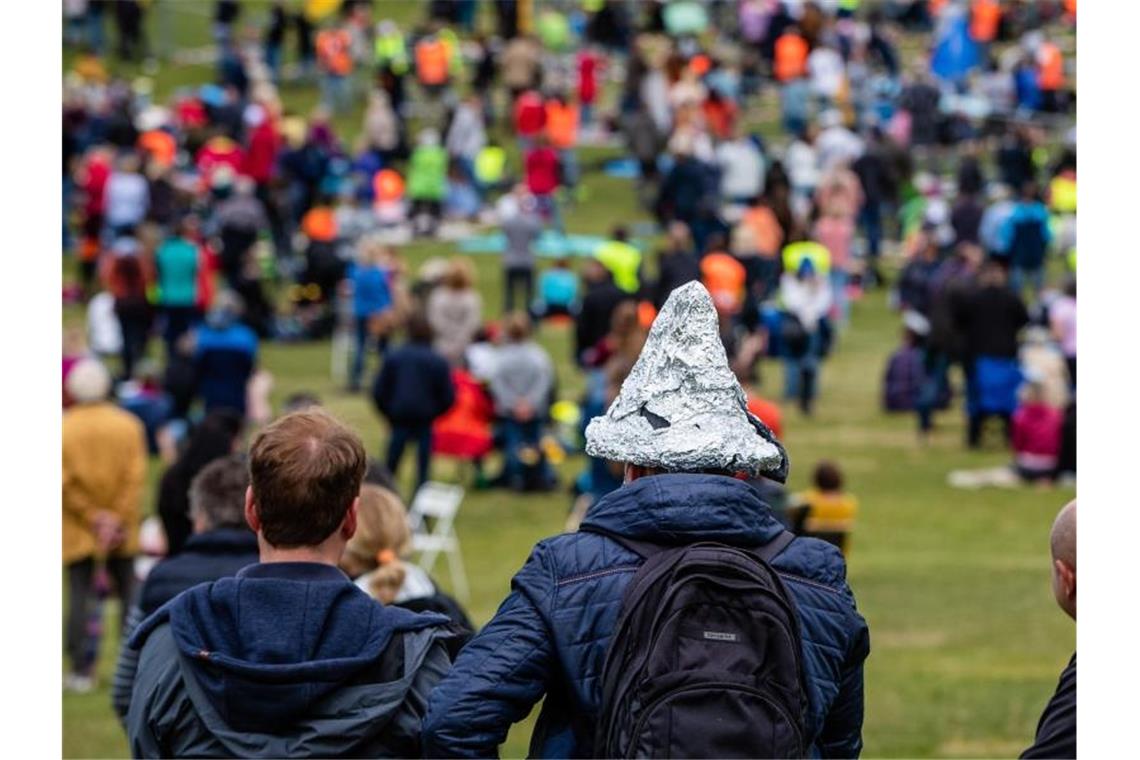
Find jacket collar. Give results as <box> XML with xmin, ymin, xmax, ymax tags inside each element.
<box><xmin>579</xmin><ymin>473</ymin><xmax>784</xmax><ymax>547</ymax></box>
<box><xmin>183</xmin><ymin>528</ymin><xmax>258</xmax><ymax>554</ymax></box>
<box><xmin>235</xmin><ymin>561</ymin><xmax>351</xmax><ymax>583</ymax></box>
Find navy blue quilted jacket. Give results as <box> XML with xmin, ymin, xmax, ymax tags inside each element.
<box><xmin>423</xmin><ymin>474</ymin><xmax>871</xmax><ymax>758</ymax></box>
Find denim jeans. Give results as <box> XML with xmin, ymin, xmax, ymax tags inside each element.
<box><xmin>784</xmin><ymin>331</ymin><xmax>823</xmax><ymax>413</ymax></box>
<box><xmin>829</xmin><ymin>269</ymin><xmax>850</xmax><ymax>329</ymax></box>
<box><xmin>1010</xmin><ymin>265</ymin><xmax>1045</xmax><ymax>301</ymax></box>
<box><xmin>321</xmin><ymin>73</ymin><xmax>351</xmax><ymax>114</ymax></box>
<box><xmin>351</xmin><ymin>316</ymin><xmax>389</xmax><ymax>390</ymax></box>
<box><xmin>387</xmin><ymin>423</ymin><xmax>433</xmax><ymax>490</ymax></box>
<box><xmin>915</xmin><ymin>350</ymin><xmax>949</xmax><ymax>432</ymax></box>
<box><xmin>500</xmin><ymin>418</ymin><xmax>547</xmax><ymax>488</ymax></box>
<box><xmin>559</xmin><ymin>149</ymin><xmax>580</xmax><ymax>188</ymax></box>
<box><xmin>534</xmin><ymin>193</ymin><xmax>563</xmax><ymax>233</ymax></box>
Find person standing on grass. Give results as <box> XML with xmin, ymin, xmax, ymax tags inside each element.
<box><xmin>347</xmin><ymin>241</ymin><xmax>395</xmax><ymax>392</ymax></box>
<box><xmin>125</xmin><ymin>411</ymin><xmax>454</xmax><ymax>758</ymax></box>
<box><xmin>500</xmin><ymin>187</ymin><xmax>544</xmax><ymax>314</ymax></box>
<box><xmin>372</xmin><ymin>314</ymin><xmax>455</xmax><ymax>491</ymax></box>
<box><xmin>112</xmin><ymin>455</ymin><xmax>259</xmax><ymax>723</ymax></box>
<box><xmin>194</xmin><ymin>291</ymin><xmax>259</xmax><ymax>417</ymax></box>
<box><xmin>1021</xmin><ymin>499</ymin><xmax>1076</xmax><ymax>759</ymax></box>
<box><xmin>426</xmin><ymin>258</ymin><xmax>483</xmax><ymax>367</ymax></box>
<box><xmin>423</xmin><ymin>282</ymin><xmax>868</xmax><ymax>757</ymax></box>
<box><xmin>63</xmin><ymin>359</ymin><xmax>147</xmax><ymax>693</ymax></box>
<box><xmin>154</xmin><ymin>216</ymin><xmax>202</xmax><ymax>356</ymax></box>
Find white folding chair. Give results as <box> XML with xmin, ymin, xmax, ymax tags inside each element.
<box><xmin>407</xmin><ymin>482</ymin><xmax>469</xmax><ymax>602</ymax></box>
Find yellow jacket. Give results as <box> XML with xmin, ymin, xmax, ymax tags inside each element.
<box><xmin>62</xmin><ymin>403</ymin><xmax>147</xmax><ymax>565</ymax></box>
<box><xmin>797</xmin><ymin>488</ymin><xmax>858</xmax><ymax>534</ymax></box>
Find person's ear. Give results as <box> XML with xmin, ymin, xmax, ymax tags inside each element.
<box><xmin>342</xmin><ymin>496</ymin><xmax>359</xmax><ymax>540</ymax></box>
<box><xmin>244</xmin><ymin>486</ymin><xmax>260</xmax><ymax>534</ymax></box>
<box><xmin>1055</xmin><ymin>558</ymin><xmax>1076</xmax><ymax>600</ymax></box>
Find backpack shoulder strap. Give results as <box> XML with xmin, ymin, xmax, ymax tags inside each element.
<box><xmin>754</xmin><ymin>529</ymin><xmax>796</xmax><ymax>564</ymax></box>
<box><xmin>578</xmin><ymin>524</ymin><xmax>664</xmax><ymax>559</ymax></box>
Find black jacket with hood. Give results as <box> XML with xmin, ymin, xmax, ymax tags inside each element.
<box><xmin>125</xmin><ymin>562</ymin><xmax>453</xmax><ymax>758</ymax></box>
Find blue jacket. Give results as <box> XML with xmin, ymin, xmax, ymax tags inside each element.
<box><xmin>1000</xmin><ymin>201</ymin><xmax>1052</xmax><ymax>270</ymax></box>
<box><xmin>350</xmin><ymin>263</ymin><xmax>393</xmax><ymax>318</ymax></box>
<box><xmin>138</xmin><ymin>528</ymin><xmax>259</xmax><ymax>617</ymax></box>
<box><xmin>126</xmin><ymin>562</ymin><xmax>453</xmax><ymax>758</ymax></box>
<box><xmin>423</xmin><ymin>474</ymin><xmax>870</xmax><ymax>758</ymax></box>
<box><xmin>372</xmin><ymin>341</ymin><xmax>455</xmax><ymax>426</ymax></box>
<box><xmin>195</xmin><ymin>323</ymin><xmax>258</xmax><ymax>414</ymax></box>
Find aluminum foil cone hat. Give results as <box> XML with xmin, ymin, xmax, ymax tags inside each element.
<box><xmin>584</xmin><ymin>281</ymin><xmax>789</xmax><ymax>481</ymax></box>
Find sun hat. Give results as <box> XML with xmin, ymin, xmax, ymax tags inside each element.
<box><xmin>584</xmin><ymin>282</ymin><xmax>789</xmax><ymax>480</ymax></box>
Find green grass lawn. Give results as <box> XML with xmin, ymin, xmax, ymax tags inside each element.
<box><xmin>62</xmin><ymin>5</ymin><xmax>1075</xmax><ymax>757</ymax></box>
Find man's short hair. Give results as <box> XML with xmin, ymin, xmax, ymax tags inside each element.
<box><xmin>189</xmin><ymin>455</ymin><xmax>251</xmax><ymax>531</ymax></box>
<box><xmin>248</xmin><ymin>410</ymin><xmax>367</xmax><ymax>547</ymax></box>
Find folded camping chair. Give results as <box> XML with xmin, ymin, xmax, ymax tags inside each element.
<box><xmin>407</xmin><ymin>482</ymin><xmax>469</xmax><ymax>602</ymax></box>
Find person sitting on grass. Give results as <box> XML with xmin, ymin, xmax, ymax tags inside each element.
<box><xmin>789</xmin><ymin>460</ymin><xmax>859</xmax><ymax>557</ymax></box>
<box><xmin>125</xmin><ymin>410</ymin><xmax>454</xmax><ymax>758</ymax></box>
<box><xmin>489</xmin><ymin>312</ymin><xmax>557</xmax><ymax>492</ymax></box>
<box><xmin>1011</xmin><ymin>375</ymin><xmax>1064</xmax><ymax>486</ymax></box>
<box><xmin>532</xmin><ymin>257</ymin><xmax>580</xmax><ymax>320</ymax></box>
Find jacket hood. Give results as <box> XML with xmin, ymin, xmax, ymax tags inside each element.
<box><xmin>130</xmin><ymin>562</ymin><xmax>448</xmax><ymax>744</ymax></box>
<box><xmin>579</xmin><ymin>473</ymin><xmax>785</xmax><ymax>547</ymax></box>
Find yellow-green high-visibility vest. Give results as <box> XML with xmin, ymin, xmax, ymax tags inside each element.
<box><xmin>595</xmin><ymin>240</ymin><xmax>642</xmax><ymax>294</ymax></box>
<box><xmin>781</xmin><ymin>240</ymin><xmax>831</xmax><ymax>276</ymax></box>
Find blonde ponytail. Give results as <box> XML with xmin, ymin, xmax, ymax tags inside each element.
<box><xmin>343</xmin><ymin>484</ymin><xmax>414</xmax><ymax>603</ymax></box>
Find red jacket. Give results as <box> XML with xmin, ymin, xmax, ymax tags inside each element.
<box><xmin>244</xmin><ymin>121</ymin><xmax>281</xmax><ymax>184</ymax></box>
<box><xmin>432</xmin><ymin>370</ymin><xmax>494</xmax><ymax>459</ymax></box>
<box><xmin>577</xmin><ymin>52</ymin><xmax>599</xmax><ymax>104</ymax></box>
<box><xmin>525</xmin><ymin>147</ymin><xmax>560</xmax><ymax>196</ymax></box>
<box><xmin>1011</xmin><ymin>402</ymin><xmax>1062</xmax><ymax>460</ymax></box>
<box><xmin>514</xmin><ymin>91</ymin><xmax>547</xmax><ymax>137</ymax></box>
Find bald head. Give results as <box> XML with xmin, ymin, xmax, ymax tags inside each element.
<box><xmin>1050</xmin><ymin>500</ymin><xmax>1076</xmax><ymax>569</ymax></box>
<box><xmin>1050</xmin><ymin>500</ymin><xmax>1076</xmax><ymax>620</ymax></box>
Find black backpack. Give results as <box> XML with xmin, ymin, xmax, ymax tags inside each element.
<box><xmin>581</xmin><ymin>527</ymin><xmax>808</xmax><ymax>759</ymax></box>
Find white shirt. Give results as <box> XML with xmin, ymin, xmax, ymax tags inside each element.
<box><xmin>785</xmin><ymin>140</ymin><xmax>820</xmax><ymax>194</ymax></box>
<box><xmin>87</xmin><ymin>292</ymin><xmax>123</xmax><ymax>355</ymax></box>
<box><xmin>816</xmin><ymin>126</ymin><xmax>865</xmax><ymax>172</ymax></box>
<box><xmin>716</xmin><ymin>139</ymin><xmax>765</xmax><ymax>201</ymax></box>
<box><xmin>781</xmin><ymin>274</ymin><xmax>833</xmax><ymax>328</ymax></box>
<box><xmin>105</xmin><ymin>172</ymin><xmax>150</xmax><ymax>228</ymax></box>
<box><xmin>808</xmin><ymin>48</ymin><xmax>845</xmax><ymax>99</ymax></box>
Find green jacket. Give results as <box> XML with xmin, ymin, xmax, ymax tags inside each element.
<box><xmin>408</xmin><ymin>145</ymin><xmax>448</xmax><ymax>201</ymax></box>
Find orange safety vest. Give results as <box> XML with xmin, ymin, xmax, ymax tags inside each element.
<box><xmin>138</xmin><ymin>129</ymin><xmax>176</xmax><ymax>168</ymax></box>
<box><xmin>415</xmin><ymin>38</ymin><xmax>450</xmax><ymax>85</ymax></box>
<box><xmin>774</xmin><ymin>33</ymin><xmax>808</xmax><ymax>82</ymax></box>
<box><xmin>1038</xmin><ymin>42</ymin><xmax>1064</xmax><ymax>91</ymax></box>
<box><xmin>970</xmin><ymin>0</ymin><xmax>1001</xmax><ymax>42</ymax></box>
<box><xmin>545</xmin><ymin>101</ymin><xmax>579</xmax><ymax>148</ymax></box>
<box><xmin>316</xmin><ymin>29</ymin><xmax>353</xmax><ymax>76</ymax></box>
<box><xmin>302</xmin><ymin>206</ymin><xmax>338</xmax><ymax>242</ymax></box>
<box><xmin>700</xmin><ymin>252</ymin><xmax>747</xmax><ymax>313</ymax></box>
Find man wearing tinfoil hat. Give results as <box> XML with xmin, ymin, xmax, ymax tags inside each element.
<box><xmin>424</xmin><ymin>282</ymin><xmax>869</xmax><ymax>758</ymax></box>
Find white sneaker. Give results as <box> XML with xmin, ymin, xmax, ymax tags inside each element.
<box><xmin>64</xmin><ymin>673</ymin><xmax>95</xmax><ymax>694</ymax></box>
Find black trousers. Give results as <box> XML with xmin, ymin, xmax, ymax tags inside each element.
<box><xmin>66</xmin><ymin>556</ymin><xmax>135</xmax><ymax>675</ymax></box>
<box><xmin>504</xmin><ymin>267</ymin><xmax>534</xmax><ymax>314</ymax></box>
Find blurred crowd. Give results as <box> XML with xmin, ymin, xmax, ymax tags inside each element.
<box><xmin>63</xmin><ymin>0</ymin><xmax>1077</xmax><ymax>701</ymax></box>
